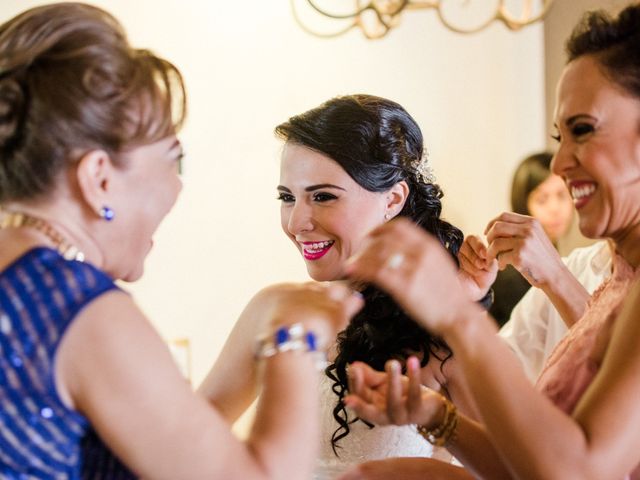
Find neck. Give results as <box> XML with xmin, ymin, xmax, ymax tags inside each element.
<box><xmin>611</xmin><ymin>222</ymin><xmax>640</xmax><ymax>268</ymax></box>
<box><xmin>0</xmin><ymin>201</ymin><xmax>104</xmax><ymax>267</ymax></box>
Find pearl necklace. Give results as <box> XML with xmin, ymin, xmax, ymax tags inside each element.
<box><xmin>0</xmin><ymin>209</ymin><xmax>85</xmax><ymax>262</ymax></box>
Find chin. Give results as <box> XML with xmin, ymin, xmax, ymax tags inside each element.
<box><xmin>308</xmin><ymin>268</ymin><xmax>346</xmax><ymax>283</ymax></box>
<box><xmin>577</xmin><ymin>219</ymin><xmax>602</xmax><ymax>240</ymax></box>
<box><xmin>121</xmin><ymin>265</ymin><xmax>145</xmax><ymax>283</ymax></box>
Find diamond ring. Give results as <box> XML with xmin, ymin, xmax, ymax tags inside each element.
<box><xmin>386</xmin><ymin>252</ymin><xmax>405</xmax><ymax>270</ymax></box>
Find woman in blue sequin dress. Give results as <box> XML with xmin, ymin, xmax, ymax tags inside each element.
<box><xmin>0</xmin><ymin>3</ymin><xmax>362</xmax><ymax>478</ymax></box>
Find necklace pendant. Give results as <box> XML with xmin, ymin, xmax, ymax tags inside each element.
<box><xmin>62</xmin><ymin>245</ymin><xmax>84</xmax><ymax>262</ymax></box>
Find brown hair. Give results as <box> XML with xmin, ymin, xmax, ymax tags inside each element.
<box><xmin>0</xmin><ymin>2</ymin><xmax>187</xmax><ymax>202</ymax></box>
<box><xmin>510</xmin><ymin>151</ymin><xmax>553</xmax><ymax>215</ymax></box>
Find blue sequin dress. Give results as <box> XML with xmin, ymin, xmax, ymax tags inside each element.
<box><xmin>0</xmin><ymin>247</ymin><xmax>136</xmax><ymax>479</ymax></box>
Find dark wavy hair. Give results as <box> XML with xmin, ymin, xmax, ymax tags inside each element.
<box><xmin>510</xmin><ymin>152</ymin><xmax>553</xmax><ymax>216</ymax></box>
<box><xmin>0</xmin><ymin>2</ymin><xmax>186</xmax><ymax>203</ymax></box>
<box><xmin>566</xmin><ymin>3</ymin><xmax>640</xmax><ymax>99</ymax></box>
<box><xmin>275</xmin><ymin>94</ymin><xmax>464</xmax><ymax>454</ymax></box>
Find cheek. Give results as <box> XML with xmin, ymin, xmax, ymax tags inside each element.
<box><xmin>527</xmin><ymin>203</ymin><xmax>544</xmax><ymax>220</ymax></box>
<box><xmin>343</xmin><ymin>214</ymin><xmax>383</xmax><ymax>249</ymax></box>
<box><xmin>280</xmin><ymin>210</ymin><xmax>291</xmax><ymax>234</ymax></box>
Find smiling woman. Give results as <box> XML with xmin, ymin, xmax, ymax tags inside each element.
<box><xmin>0</xmin><ymin>3</ymin><xmax>362</xmax><ymax>479</ymax></box>
<box><xmin>273</xmin><ymin>95</ymin><xmax>471</xmax><ymax>471</ymax></box>
<box><xmin>198</xmin><ymin>93</ymin><xmax>482</xmax><ymax>479</ymax></box>
<box><xmin>340</xmin><ymin>4</ymin><xmax>640</xmax><ymax>480</ymax></box>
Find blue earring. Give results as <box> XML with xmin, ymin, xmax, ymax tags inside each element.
<box><xmin>99</xmin><ymin>206</ymin><xmax>115</xmax><ymax>221</ymax></box>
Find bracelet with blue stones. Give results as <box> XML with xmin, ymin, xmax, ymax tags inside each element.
<box><xmin>256</xmin><ymin>323</ymin><xmax>327</xmax><ymax>369</ymax></box>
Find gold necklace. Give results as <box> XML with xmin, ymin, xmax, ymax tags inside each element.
<box><xmin>0</xmin><ymin>209</ymin><xmax>85</xmax><ymax>262</ymax></box>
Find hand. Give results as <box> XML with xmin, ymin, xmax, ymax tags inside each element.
<box><xmin>484</xmin><ymin>212</ymin><xmax>564</xmax><ymax>288</ymax></box>
<box><xmin>344</xmin><ymin>218</ymin><xmax>477</xmax><ymax>334</ymax></box>
<box><xmin>259</xmin><ymin>282</ymin><xmax>364</xmax><ymax>350</ymax></box>
<box><xmin>343</xmin><ymin>357</ymin><xmax>445</xmax><ymax>429</ymax></box>
<box><xmin>457</xmin><ymin>235</ymin><xmax>498</xmax><ymax>301</ymax></box>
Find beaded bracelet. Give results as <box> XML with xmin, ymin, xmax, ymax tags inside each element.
<box><xmin>416</xmin><ymin>396</ymin><xmax>458</xmax><ymax>447</ymax></box>
<box><xmin>255</xmin><ymin>323</ymin><xmax>327</xmax><ymax>369</ymax></box>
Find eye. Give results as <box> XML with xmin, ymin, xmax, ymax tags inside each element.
<box><xmin>313</xmin><ymin>192</ymin><xmax>338</xmax><ymax>202</ymax></box>
<box><xmin>277</xmin><ymin>192</ymin><xmax>295</xmax><ymax>203</ymax></box>
<box><xmin>550</xmin><ymin>133</ymin><xmax>561</xmax><ymax>143</ymax></box>
<box><xmin>571</xmin><ymin>123</ymin><xmax>594</xmax><ymax>138</ymax></box>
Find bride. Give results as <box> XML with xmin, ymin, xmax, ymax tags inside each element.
<box><xmin>199</xmin><ymin>94</ymin><xmax>481</xmax><ymax>478</ymax></box>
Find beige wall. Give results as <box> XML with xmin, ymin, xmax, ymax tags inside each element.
<box><xmin>1</xmin><ymin>1</ymin><xmax>548</xmax><ymax>383</ymax></box>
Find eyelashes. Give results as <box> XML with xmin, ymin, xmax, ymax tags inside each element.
<box><xmin>277</xmin><ymin>192</ymin><xmax>294</xmax><ymax>203</ymax></box>
<box><xmin>276</xmin><ymin>192</ymin><xmax>339</xmax><ymax>203</ymax></box>
<box><xmin>550</xmin><ymin>123</ymin><xmax>595</xmax><ymax>143</ymax></box>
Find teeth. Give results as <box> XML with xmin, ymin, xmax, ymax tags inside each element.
<box><xmin>571</xmin><ymin>184</ymin><xmax>596</xmax><ymax>200</ymax></box>
<box><xmin>304</xmin><ymin>240</ymin><xmax>334</xmax><ymax>253</ymax></box>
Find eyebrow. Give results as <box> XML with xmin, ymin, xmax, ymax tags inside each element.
<box><xmin>277</xmin><ymin>184</ymin><xmax>346</xmax><ymax>192</ymax></box>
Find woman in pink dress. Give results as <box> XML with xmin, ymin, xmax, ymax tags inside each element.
<box><xmin>339</xmin><ymin>4</ymin><xmax>640</xmax><ymax>480</ymax></box>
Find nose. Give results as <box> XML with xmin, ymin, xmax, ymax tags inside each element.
<box><xmin>286</xmin><ymin>201</ymin><xmax>314</xmax><ymax>235</ymax></box>
<box><xmin>550</xmin><ymin>142</ymin><xmax>575</xmax><ymax>178</ymax></box>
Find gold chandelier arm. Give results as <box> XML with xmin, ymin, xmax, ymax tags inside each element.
<box><xmin>496</xmin><ymin>0</ymin><xmax>555</xmax><ymax>31</ymax></box>
<box><xmin>434</xmin><ymin>0</ymin><xmax>553</xmax><ymax>34</ymax></box>
<box><xmin>290</xmin><ymin>0</ymin><xmax>360</xmax><ymax>38</ymax></box>
<box><xmin>435</xmin><ymin>9</ymin><xmax>496</xmax><ymax>34</ymax></box>
<box><xmin>292</xmin><ymin>0</ymin><xmax>556</xmax><ymax>38</ymax></box>
<box><xmin>304</xmin><ymin>0</ymin><xmax>371</xmax><ymax>19</ymax></box>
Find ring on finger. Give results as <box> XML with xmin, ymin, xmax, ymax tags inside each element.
<box><xmin>386</xmin><ymin>252</ymin><xmax>405</xmax><ymax>270</ymax></box>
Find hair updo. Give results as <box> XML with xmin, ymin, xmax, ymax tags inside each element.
<box><xmin>275</xmin><ymin>94</ymin><xmax>464</xmax><ymax>453</ymax></box>
<box><xmin>566</xmin><ymin>3</ymin><xmax>640</xmax><ymax>99</ymax></box>
<box><xmin>0</xmin><ymin>2</ymin><xmax>186</xmax><ymax>203</ymax></box>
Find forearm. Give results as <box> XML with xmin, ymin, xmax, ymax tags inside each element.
<box><xmin>247</xmin><ymin>353</ymin><xmax>321</xmax><ymax>479</ymax></box>
<box><xmin>444</xmin><ymin>306</ymin><xmax>591</xmax><ymax>479</ymax></box>
<box><xmin>538</xmin><ymin>261</ymin><xmax>590</xmax><ymax>328</ymax></box>
<box><xmin>443</xmin><ymin>413</ymin><xmax>512</xmax><ymax>479</ymax></box>
<box><xmin>198</xmin><ymin>353</ymin><xmax>258</xmax><ymax>423</ymax></box>
<box><xmin>198</xmin><ymin>293</ymin><xmax>267</xmax><ymax>422</ymax></box>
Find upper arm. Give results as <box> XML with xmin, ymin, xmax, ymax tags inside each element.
<box><xmin>56</xmin><ymin>290</ymin><xmax>266</xmax><ymax>479</ymax></box>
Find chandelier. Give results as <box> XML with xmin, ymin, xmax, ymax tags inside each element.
<box><xmin>291</xmin><ymin>0</ymin><xmax>556</xmax><ymax>39</ymax></box>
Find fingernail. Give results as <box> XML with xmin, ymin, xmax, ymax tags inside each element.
<box><xmin>408</xmin><ymin>356</ymin><xmax>419</xmax><ymax>370</ymax></box>
<box><xmin>389</xmin><ymin>360</ymin><xmax>400</xmax><ymax>373</ymax></box>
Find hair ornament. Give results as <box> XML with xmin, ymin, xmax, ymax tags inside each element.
<box><xmin>414</xmin><ymin>151</ymin><xmax>436</xmax><ymax>184</ymax></box>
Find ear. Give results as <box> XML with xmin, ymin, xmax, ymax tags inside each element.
<box><xmin>385</xmin><ymin>180</ymin><xmax>409</xmax><ymax>219</ymax></box>
<box><xmin>75</xmin><ymin>150</ymin><xmax>116</xmax><ymax>217</ymax></box>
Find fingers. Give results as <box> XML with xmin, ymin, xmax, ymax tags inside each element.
<box><xmin>347</xmin><ymin>361</ymin><xmax>387</xmax><ymax>398</ymax></box>
<box><xmin>343</xmin><ymin>394</ymin><xmax>391</xmax><ymax>426</ymax></box>
<box><xmin>458</xmin><ymin>235</ymin><xmax>487</xmax><ymax>272</ymax></box>
<box><xmin>461</xmin><ymin>235</ymin><xmax>489</xmax><ymax>264</ymax></box>
<box><xmin>484</xmin><ymin>211</ymin><xmax>531</xmax><ymax>235</ymax></box>
<box><xmin>406</xmin><ymin>356</ymin><xmax>423</xmax><ymax>415</ymax></box>
<box><xmin>346</xmin><ymin>219</ymin><xmax>436</xmax><ymax>280</ymax></box>
<box><xmin>347</xmin><ymin>362</ymin><xmax>363</xmax><ymax>398</ymax></box>
<box><xmin>486</xmin><ymin>238</ymin><xmax>516</xmax><ymax>268</ymax></box>
<box><xmin>386</xmin><ymin>359</ymin><xmax>408</xmax><ymax>424</ymax></box>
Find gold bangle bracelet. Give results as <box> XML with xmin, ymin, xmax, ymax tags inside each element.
<box><xmin>416</xmin><ymin>397</ymin><xmax>458</xmax><ymax>447</ymax></box>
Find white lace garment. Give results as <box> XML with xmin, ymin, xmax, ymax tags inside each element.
<box><xmin>314</xmin><ymin>374</ymin><xmax>452</xmax><ymax>479</ymax></box>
